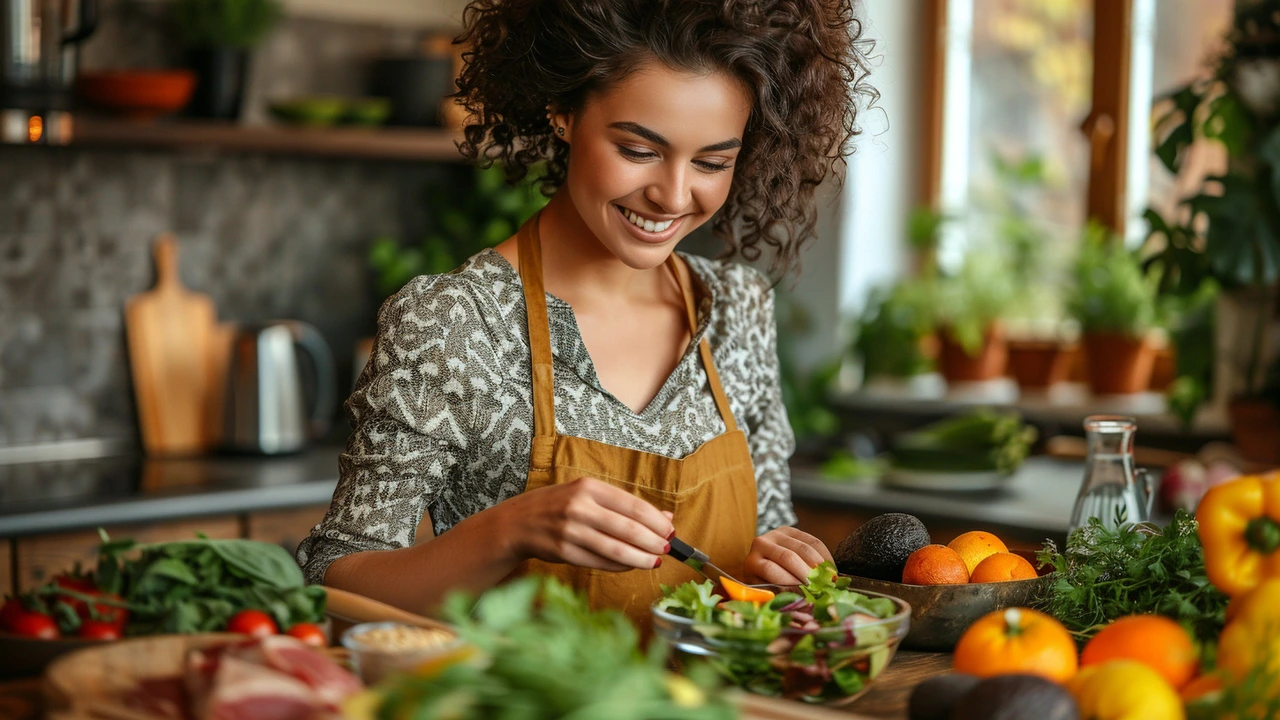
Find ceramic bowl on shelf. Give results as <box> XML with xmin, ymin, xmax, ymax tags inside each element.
<box><xmin>76</xmin><ymin>70</ymin><xmax>197</xmax><ymax>121</ymax></box>
<box><xmin>651</xmin><ymin>588</ymin><xmax>911</xmax><ymax>706</ymax></box>
<box><xmin>268</xmin><ymin>96</ymin><xmax>348</xmax><ymax>127</ymax></box>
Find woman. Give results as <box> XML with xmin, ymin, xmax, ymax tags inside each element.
<box><xmin>297</xmin><ymin>0</ymin><xmax>871</xmax><ymax>626</ymax></box>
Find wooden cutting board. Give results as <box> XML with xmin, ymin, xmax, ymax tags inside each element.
<box><xmin>125</xmin><ymin>235</ymin><xmax>226</xmax><ymax>456</ymax></box>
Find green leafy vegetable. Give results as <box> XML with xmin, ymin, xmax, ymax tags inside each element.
<box><xmin>374</xmin><ymin>576</ymin><xmax>734</xmax><ymax>720</ymax></box>
<box><xmin>891</xmin><ymin>409</ymin><xmax>1038</xmax><ymax>474</ymax></box>
<box><xmin>92</xmin><ymin>530</ymin><xmax>325</xmax><ymax>635</ymax></box>
<box><xmin>1033</xmin><ymin>510</ymin><xmax>1228</xmax><ymax>647</ymax></box>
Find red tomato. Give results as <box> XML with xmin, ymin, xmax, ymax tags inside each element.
<box><xmin>7</xmin><ymin>610</ymin><xmax>60</xmax><ymax>639</ymax></box>
<box><xmin>78</xmin><ymin>619</ymin><xmax>122</xmax><ymax>641</ymax></box>
<box><xmin>0</xmin><ymin>598</ymin><xmax>25</xmax><ymax>632</ymax></box>
<box><xmin>52</xmin><ymin>576</ymin><xmax>128</xmax><ymax>628</ymax></box>
<box><xmin>285</xmin><ymin>622</ymin><xmax>327</xmax><ymax>648</ymax></box>
<box><xmin>226</xmin><ymin>609</ymin><xmax>277</xmax><ymax>638</ymax></box>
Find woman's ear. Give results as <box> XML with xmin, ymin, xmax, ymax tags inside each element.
<box><xmin>550</xmin><ymin>110</ymin><xmax>574</xmax><ymax>144</ymax></box>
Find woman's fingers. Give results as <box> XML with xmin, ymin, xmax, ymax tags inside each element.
<box><xmin>583</xmin><ymin>479</ymin><xmax>675</xmax><ymax>542</ymax></box>
<box><xmin>774</xmin><ymin>526</ymin><xmax>834</xmax><ymax>564</ymax></box>
<box><xmin>744</xmin><ymin>551</ymin><xmax>807</xmax><ymax>585</ymax></box>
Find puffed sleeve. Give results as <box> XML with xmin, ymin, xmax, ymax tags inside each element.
<box><xmin>296</xmin><ymin>273</ymin><xmax>504</xmax><ymax>585</ymax></box>
<box><xmin>737</xmin><ymin>269</ymin><xmax>799</xmax><ymax>534</ymax></box>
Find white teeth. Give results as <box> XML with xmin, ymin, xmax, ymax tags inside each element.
<box><xmin>620</xmin><ymin>206</ymin><xmax>673</xmax><ymax>233</ymax></box>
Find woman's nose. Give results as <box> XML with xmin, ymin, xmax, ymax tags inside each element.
<box><xmin>643</xmin><ymin>163</ymin><xmax>692</xmax><ymax>215</ymax></box>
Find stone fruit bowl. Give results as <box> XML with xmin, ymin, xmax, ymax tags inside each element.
<box><xmin>841</xmin><ymin>549</ymin><xmax>1053</xmax><ymax>651</ymax></box>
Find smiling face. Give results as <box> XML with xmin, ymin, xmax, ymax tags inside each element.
<box><xmin>555</xmin><ymin>60</ymin><xmax>752</xmax><ymax>269</ymax></box>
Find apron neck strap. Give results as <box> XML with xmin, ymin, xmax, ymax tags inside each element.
<box><xmin>667</xmin><ymin>253</ymin><xmax>739</xmax><ymax>432</ymax></box>
<box><xmin>517</xmin><ymin>213</ymin><xmax>558</xmax><ymax>450</ymax></box>
<box><xmin>516</xmin><ymin>213</ymin><xmax>740</xmax><ymax>439</ymax></box>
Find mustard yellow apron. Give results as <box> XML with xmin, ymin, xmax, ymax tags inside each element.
<box><xmin>511</xmin><ymin>214</ymin><xmax>761</xmax><ymax>631</ymax></box>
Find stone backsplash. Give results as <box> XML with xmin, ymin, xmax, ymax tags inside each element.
<box><xmin>0</xmin><ymin>1</ymin><xmax>454</xmax><ymax>450</ymax></box>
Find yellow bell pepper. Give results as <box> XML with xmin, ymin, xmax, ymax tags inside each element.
<box><xmin>1196</xmin><ymin>472</ymin><xmax>1280</xmax><ymax>597</ymax></box>
<box><xmin>1217</xmin><ymin>579</ymin><xmax>1280</xmax><ymax>694</ymax></box>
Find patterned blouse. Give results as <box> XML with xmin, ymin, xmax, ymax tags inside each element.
<box><xmin>296</xmin><ymin>248</ymin><xmax>797</xmax><ymax>585</ymax></box>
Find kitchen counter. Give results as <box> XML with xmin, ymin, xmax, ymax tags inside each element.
<box><xmin>0</xmin><ymin>446</ymin><xmax>343</xmax><ymax>538</ymax></box>
<box><xmin>1</xmin><ymin>448</ymin><xmax>1096</xmax><ymax>547</ymax></box>
<box><xmin>790</xmin><ymin>457</ymin><xmax>1094</xmax><ymax>549</ymax></box>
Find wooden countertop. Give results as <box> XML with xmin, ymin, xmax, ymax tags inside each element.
<box><xmin>0</xmin><ymin>651</ymin><xmax>953</xmax><ymax>719</ymax></box>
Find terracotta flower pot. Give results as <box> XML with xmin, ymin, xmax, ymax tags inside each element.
<box><xmin>1149</xmin><ymin>345</ymin><xmax>1178</xmax><ymax>391</ymax></box>
<box><xmin>938</xmin><ymin>325</ymin><xmax>1008</xmax><ymax>383</ymax></box>
<box><xmin>1081</xmin><ymin>332</ymin><xmax>1156</xmax><ymax>395</ymax></box>
<box><xmin>1007</xmin><ymin>340</ymin><xmax>1075</xmax><ymax>390</ymax></box>
<box><xmin>1228</xmin><ymin>397</ymin><xmax>1280</xmax><ymax>465</ymax></box>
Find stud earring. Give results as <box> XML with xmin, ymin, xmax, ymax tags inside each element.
<box><xmin>556</xmin><ymin>126</ymin><xmax>565</xmax><ymax>137</ymax></box>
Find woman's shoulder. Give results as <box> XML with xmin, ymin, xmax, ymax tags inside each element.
<box><xmin>678</xmin><ymin>253</ymin><xmax>773</xmax><ymax>309</ymax></box>
<box><xmin>377</xmin><ymin>249</ymin><xmax>519</xmax><ymax>337</ymax></box>
<box><xmin>383</xmin><ymin>250</ymin><xmax>514</xmax><ymax>312</ymax></box>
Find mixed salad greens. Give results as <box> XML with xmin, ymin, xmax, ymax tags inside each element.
<box><xmin>654</xmin><ymin>562</ymin><xmax>906</xmax><ymax>704</ymax></box>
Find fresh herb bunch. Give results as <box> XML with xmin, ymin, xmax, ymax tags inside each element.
<box><xmin>91</xmin><ymin>531</ymin><xmax>326</xmax><ymax>635</ymax></box>
<box><xmin>373</xmin><ymin>576</ymin><xmax>733</xmax><ymax>720</ymax></box>
<box><xmin>1034</xmin><ymin>510</ymin><xmax>1228</xmax><ymax>647</ymax></box>
<box><xmin>174</xmin><ymin>0</ymin><xmax>283</xmax><ymax>49</ymax></box>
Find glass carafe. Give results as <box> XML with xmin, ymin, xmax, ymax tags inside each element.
<box><xmin>1067</xmin><ymin>415</ymin><xmax>1154</xmax><ymax>535</ymax></box>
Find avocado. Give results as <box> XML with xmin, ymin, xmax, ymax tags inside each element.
<box><xmin>833</xmin><ymin>512</ymin><xmax>931</xmax><ymax>581</ymax></box>
<box><xmin>907</xmin><ymin>673</ymin><xmax>980</xmax><ymax>720</ymax></box>
<box><xmin>949</xmin><ymin>674</ymin><xmax>1079</xmax><ymax>720</ymax></box>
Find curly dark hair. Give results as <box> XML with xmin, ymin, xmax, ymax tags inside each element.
<box><xmin>454</xmin><ymin>0</ymin><xmax>875</xmax><ymax>276</ymax></box>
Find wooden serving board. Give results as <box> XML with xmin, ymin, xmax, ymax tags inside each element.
<box><xmin>43</xmin><ymin>633</ymin><xmax>238</xmax><ymax>719</ymax></box>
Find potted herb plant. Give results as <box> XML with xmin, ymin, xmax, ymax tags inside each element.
<box><xmin>851</xmin><ymin>280</ymin><xmax>936</xmax><ymax>386</ymax></box>
<box><xmin>1147</xmin><ymin>1</ymin><xmax>1280</xmax><ymax>458</ymax></box>
<box><xmin>932</xmin><ymin>247</ymin><xmax>1016</xmax><ymax>384</ymax></box>
<box><xmin>175</xmin><ymin>0</ymin><xmax>283</xmax><ymax>120</ymax></box>
<box><xmin>985</xmin><ymin>154</ymin><xmax>1078</xmax><ymax>391</ymax></box>
<box><xmin>369</xmin><ymin>163</ymin><xmax>549</xmax><ymax>301</ymax></box>
<box><xmin>1066</xmin><ymin>225</ymin><xmax>1164</xmax><ymax>395</ymax></box>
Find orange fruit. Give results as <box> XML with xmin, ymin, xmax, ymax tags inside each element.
<box><xmin>720</xmin><ymin>577</ymin><xmax>775</xmax><ymax>604</ymax></box>
<box><xmin>901</xmin><ymin>544</ymin><xmax>970</xmax><ymax>585</ymax></box>
<box><xmin>953</xmin><ymin>607</ymin><xmax>1078</xmax><ymax>683</ymax></box>
<box><xmin>947</xmin><ymin>531</ymin><xmax>1008</xmax><ymax>575</ymax></box>
<box><xmin>1080</xmin><ymin>614</ymin><xmax>1198</xmax><ymax>689</ymax></box>
<box><xmin>969</xmin><ymin>552</ymin><xmax>1038</xmax><ymax>583</ymax></box>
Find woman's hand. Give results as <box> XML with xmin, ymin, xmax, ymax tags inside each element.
<box><xmin>742</xmin><ymin>527</ymin><xmax>834</xmax><ymax>585</ymax></box>
<box><xmin>500</xmin><ymin>477</ymin><xmax>675</xmax><ymax>572</ymax></box>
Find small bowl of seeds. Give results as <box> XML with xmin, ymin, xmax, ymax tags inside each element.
<box><xmin>340</xmin><ymin>621</ymin><xmax>465</xmax><ymax>685</ymax></box>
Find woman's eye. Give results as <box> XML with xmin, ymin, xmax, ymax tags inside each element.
<box><xmin>617</xmin><ymin>146</ymin><xmax>656</xmax><ymax>160</ymax></box>
<box><xmin>694</xmin><ymin>160</ymin><xmax>732</xmax><ymax>172</ymax></box>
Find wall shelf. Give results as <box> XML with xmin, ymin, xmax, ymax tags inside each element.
<box><xmin>72</xmin><ymin>118</ymin><xmax>465</xmax><ymax>163</ymax></box>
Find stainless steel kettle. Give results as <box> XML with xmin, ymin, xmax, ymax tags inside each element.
<box><xmin>221</xmin><ymin>321</ymin><xmax>336</xmax><ymax>454</ymax></box>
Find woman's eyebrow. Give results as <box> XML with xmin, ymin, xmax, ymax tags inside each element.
<box><xmin>609</xmin><ymin>121</ymin><xmax>742</xmax><ymax>152</ymax></box>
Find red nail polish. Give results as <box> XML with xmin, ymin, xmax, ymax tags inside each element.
<box><xmin>663</xmin><ymin>542</ymin><xmax>671</xmax><ymax>554</ymax></box>
<box><xmin>666</xmin><ymin>528</ymin><xmax>676</xmax><ymax>540</ymax></box>
<box><xmin>653</xmin><ymin>557</ymin><xmax>663</xmax><ymax>569</ymax></box>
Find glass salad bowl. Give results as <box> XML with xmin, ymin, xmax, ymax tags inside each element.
<box><xmin>651</xmin><ymin>569</ymin><xmax>911</xmax><ymax>706</ymax></box>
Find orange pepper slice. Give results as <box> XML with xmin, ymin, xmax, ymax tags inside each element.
<box><xmin>720</xmin><ymin>577</ymin><xmax>775</xmax><ymax>604</ymax></box>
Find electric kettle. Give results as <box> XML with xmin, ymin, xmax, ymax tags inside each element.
<box><xmin>221</xmin><ymin>321</ymin><xmax>336</xmax><ymax>455</ymax></box>
<box><xmin>1</xmin><ymin>0</ymin><xmax>99</xmax><ymax>144</ymax></box>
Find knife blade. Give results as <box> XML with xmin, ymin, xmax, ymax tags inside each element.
<box><xmin>667</xmin><ymin>536</ymin><xmax>743</xmax><ymax>590</ymax></box>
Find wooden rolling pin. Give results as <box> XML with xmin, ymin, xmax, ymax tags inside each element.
<box><xmin>322</xmin><ymin>586</ymin><xmax>452</xmax><ymax>632</ymax></box>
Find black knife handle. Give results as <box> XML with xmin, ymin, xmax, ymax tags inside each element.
<box><xmin>668</xmin><ymin>536</ymin><xmax>696</xmax><ymax>562</ymax></box>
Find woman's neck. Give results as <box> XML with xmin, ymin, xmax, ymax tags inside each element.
<box><xmin>536</xmin><ymin>193</ymin><xmax>666</xmax><ymax>306</ymax></box>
